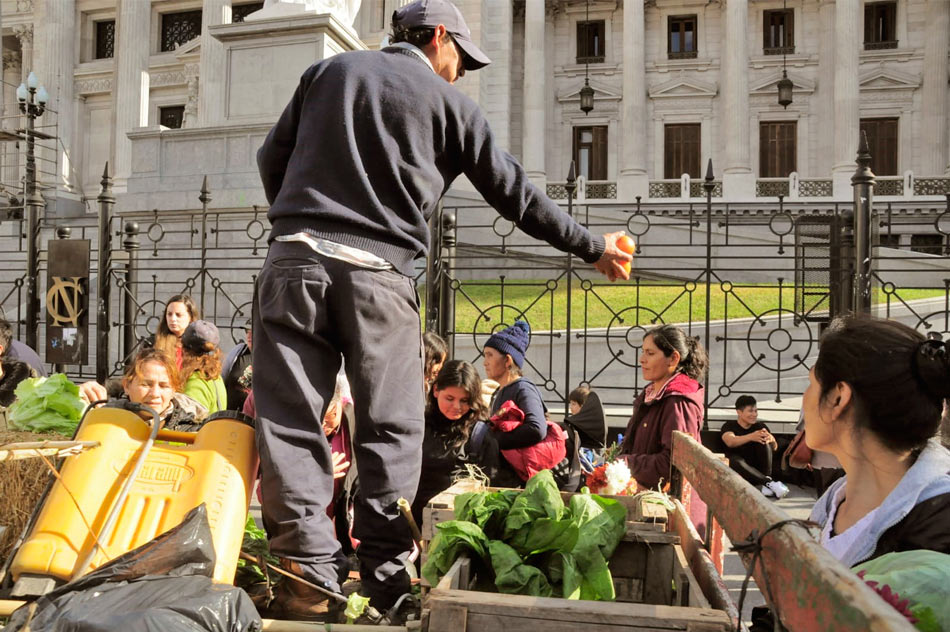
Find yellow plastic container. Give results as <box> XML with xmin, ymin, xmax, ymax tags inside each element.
<box><xmin>11</xmin><ymin>406</ymin><xmax>258</xmax><ymax>584</ymax></box>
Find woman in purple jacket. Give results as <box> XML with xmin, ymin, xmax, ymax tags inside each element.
<box><xmin>620</xmin><ymin>324</ymin><xmax>708</xmax><ymax>531</ymax></box>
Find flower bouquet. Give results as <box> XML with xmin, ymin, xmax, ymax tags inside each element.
<box><xmin>585</xmin><ymin>459</ymin><xmax>638</xmax><ymax>496</ymax></box>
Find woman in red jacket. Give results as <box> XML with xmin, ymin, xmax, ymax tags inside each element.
<box><xmin>620</xmin><ymin>324</ymin><xmax>708</xmax><ymax>532</ymax></box>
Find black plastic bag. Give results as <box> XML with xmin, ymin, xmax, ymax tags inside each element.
<box><xmin>5</xmin><ymin>504</ymin><xmax>262</xmax><ymax>632</ymax></box>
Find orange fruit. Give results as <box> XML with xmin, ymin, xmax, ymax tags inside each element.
<box><xmin>617</xmin><ymin>235</ymin><xmax>635</xmax><ymax>276</ymax></box>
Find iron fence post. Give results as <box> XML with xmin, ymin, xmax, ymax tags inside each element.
<box><xmin>564</xmin><ymin>162</ymin><xmax>577</xmax><ymax>412</ymax></box>
<box><xmin>23</xmin><ymin>102</ymin><xmax>43</xmax><ymax>352</ymax></box>
<box><xmin>438</xmin><ymin>210</ymin><xmax>456</xmax><ymax>359</ymax></box>
<box><xmin>96</xmin><ymin>163</ymin><xmax>114</xmax><ymax>383</ymax></box>
<box><xmin>123</xmin><ymin>221</ymin><xmax>140</xmax><ymax>359</ymax></box>
<box><xmin>702</xmin><ymin>160</ymin><xmax>715</xmax><ymax>431</ymax></box>
<box><xmin>52</xmin><ymin>226</ymin><xmax>71</xmax><ymax>374</ymax></box>
<box><xmin>851</xmin><ymin>131</ymin><xmax>875</xmax><ymax>315</ymax></box>
<box><xmin>425</xmin><ymin>202</ymin><xmax>443</xmax><ymax>333</ymax></box>
<box><xmin>198</xmin><ymin>176</ymin><xmax>210</xmax><ymax>315</ymax></box>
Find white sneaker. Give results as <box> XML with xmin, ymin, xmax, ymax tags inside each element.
<box><xmin>766</xmin><ymin>480</ymin><xmax>790</xmax><ymax>499</ymax></box>
<box><xmin>761</xmin><ymin>485</ymin><xmax>775</xmax><ymax>498</ymax></box>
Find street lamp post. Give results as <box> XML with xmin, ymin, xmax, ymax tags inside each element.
<box><xmin>17</xmin><ymin>71</ymin><xmax>48</xmax><ymax>351</ymax></box>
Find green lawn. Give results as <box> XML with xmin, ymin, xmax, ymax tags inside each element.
<box><xmin>419</xmin><ymin>281</ymin><xmax>945</xmax><ymax>333</ymax></box>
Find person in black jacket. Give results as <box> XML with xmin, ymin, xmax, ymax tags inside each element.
<box><xmin>250</xmin><ymin>0</ymin><xmax>632</xmax><ymax>619</ymax></box>
<box><xmin>412</xmin><ymin>360</ymin><xmax>502</xmax><ymax>526</ymax></box>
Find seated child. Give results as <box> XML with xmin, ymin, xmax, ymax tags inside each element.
<box><xmin>412</xmin><ymin>360</ymin><xmax>502</xmax><ymax>526</ymax></box>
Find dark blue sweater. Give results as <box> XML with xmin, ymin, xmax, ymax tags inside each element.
<box><xmin>257</xmin><ymin>47</ymin><xmax>605</xmax><ymax>276</ymax></box>
<box><xmin>490</xmin><ymin>378</ymin><xmax>548</xmax><ymax>450</ymax></box>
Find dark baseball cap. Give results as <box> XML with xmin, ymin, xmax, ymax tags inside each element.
<box><xmin>182</xmin><ymin>320</ymin><xmax>220</xmax><ymax>354</ymax></box>
<box><xmin>392</xmin><ymin>0</ymin><xmax>491</xmax><ymax>71</ymax></box>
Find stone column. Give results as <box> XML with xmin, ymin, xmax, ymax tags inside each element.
<box><xmin>619</xmin><ymin>0</ymin><xmax>647</xmax><ymax>200</ymax></box>
<box><xmin>13</xmin><ymin>24</ymin><xmax>33</xmax><ymax>86</ymax></box>
<box><xmin>198</xmin><ymin>0</ymin><xmax>231</xmax><ymax>127</ymax></box>
<box><xmin>2</xmin><ymin>51</ymin><xmax>20</xmax><ymax>184</ymax></box>
<box><xmin>480</xmin><ymin>0</ymin><xmax>513</xmax><ymax>151</ymax></box>
<box><xmin>41</xmin><ymin>0</ymin><xmax>77</xmax><ymax>192</ymax></box>
<box><xmin>112</xmin><ymin>0</ymin><xmax>151</xmax><ymax>190</ymax></box>
<box><xmin>721</xmin><ymin>0</ymin><xmax>753</xmax><ymax>200</ymax></box>
<box><xmin>522</xmin><ymin>0</ymin><xmax>545</xmax><ymax>185</ymax></box>
<box><xmin>832</xmin><ymin>0</ymin><xmax>860</xmax><ymax>198</ymax></box>
<box><xmin>815</xmin><ymin>0</ymin><xmax>835</xmax><ymax>177</ymax></box>
<box><xmin>921</xmin><ymin>0</ymin><xmax>949</xmax><ymax>175</ymax></box>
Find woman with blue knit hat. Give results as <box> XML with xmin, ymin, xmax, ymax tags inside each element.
<box><xmin>483</xmin><ymin>321</ymin><xmax>568</xmax><ymax>485</ymax></box>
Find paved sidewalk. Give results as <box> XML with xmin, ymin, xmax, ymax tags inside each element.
<box><xmin>720</xmin><ymin>482</ymin><xmax>817</xmax><ymax>628</ymax></box>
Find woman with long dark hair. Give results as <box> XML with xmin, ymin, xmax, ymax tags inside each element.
<box><xmin>411</xmin><ymin>360</ymin><xmax>501</xmax><ymax>525</ymax></box>
<box><xmin>152</xmin><ymin>294</ymin><xmax>200</xmax><ymax>370</ymax></box>
<box><xmin>806</xmin><ymin>317</ymin><xmax>950</xmax><ymax>565</ymax></box>
<box><xmin>620</xmin><ymin>324</ymin><xmax>708</xmax><ymax>491</ymax></box>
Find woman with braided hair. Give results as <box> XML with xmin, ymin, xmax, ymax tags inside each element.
<box><xmin>806</xmin><ymin>316</ymin><xmax>950</xmax><ymax>566</ymax></box>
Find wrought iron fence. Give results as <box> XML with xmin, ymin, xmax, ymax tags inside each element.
<box><xmin>431</xmin><ymin>189</ymin><xmax>950</xmax><ymax>427</ymax></box>
<box><xmin>2</xmin><ymin>167</ymin><xmax>949</xmax><ymax>432</ymax></box>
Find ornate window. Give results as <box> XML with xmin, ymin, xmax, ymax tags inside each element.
<box><xmin>161</xmin><ymin>9</ymin><xmax>202</xmax><ymax>52</ymax></box>
<box><xmin>576</xmin><ymin>20</ymin><xmax>605</xmax><ymax>64</ymax></box>
<box><xmin>573</xmin><ymin>126</ymin><xmax>607</xmax><ymax>181</ymax></box>
<box><xmin>664</xmin><ymin>124</ymin><xmax>700</xmax><ymax>179</ymax></box>
<box><xmin>668</xmin><ymin>15</ymin><xmax>697</xmax><ymax>59</ymax></box>
<box><xmin>759</xmin><ymin>121</ymin><xmax>797</xmax><ymax>177</ymax></box>
<box><xmin>160</xmin><ymin>105</ymin><xmax>185</xmax><ymax>129</ymax></box>
<box><xmin>864</xmin><ymin>2</ymin><xmax>897</xmax><ymax>50</ymax></box>
<box><xmin>860</xmin><ymin>118</ymin><xmax>898</xmax><ymax>176</ymax></box>
<box><xmin>94</xmin><ymin>20</ymin><xmax>115</xmax><ymax>59</ymax></box>
<box><xmin>763</xmin><ymin>9</ymin><xmax>793</xmax><ymax>55</ymax></box>
<box><xmin>232</xmin><ymin>2</ymin><xmax>263</xmax><ymax>23</ymax></box>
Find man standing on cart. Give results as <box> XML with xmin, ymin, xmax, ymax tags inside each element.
<box><xmin>253</xmin><ymin>0</ymin><xmax>632</xmax><ymax>620</ymax></box>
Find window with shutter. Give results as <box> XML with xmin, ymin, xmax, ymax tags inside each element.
<box><xmin>576</xmin><ymin>20</ymin><xmax>606</xmax><ymax>64</ymax></box>
<box><xmin>668</xmin><ymin>16</ymin><xmax>698</xmax><ymax>59</ymax></box>
<box><xmin>664</xmin><ymin>124</ymin><xmax>701</xmax><ymax>179</ymax></box>
<box><xmin>864</xmin><ymin>2</ymin><xmax>897</xmax><ymax>50</ymax></box>
<box><xmin>759</xmin><ymin>122</ymin><xmax>797</xmax><ymax>177</ymax></box>
<box><xmin>573</xmin><ymin>126</ymin><xmax>608</xmax><ymax>181</ymax></box>
<box><xmin>763</xmin><ymin>9</ymin><xmax>794</xmax><ymax>55</ymax></box>
<box><xmin>859</xmin><ymin>118</ymin><xmax>899</xmax><ymax>176</ymax></box>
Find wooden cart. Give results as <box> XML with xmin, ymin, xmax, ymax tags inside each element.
<box><xmin>419</xmin><ymin>485</ymin><xmax>736</xmax><ymax>632</ymax></box>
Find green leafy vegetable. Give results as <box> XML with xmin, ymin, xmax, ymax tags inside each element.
<box><xmin>454</xmin><ymin>489</ymin><xmax>518</xmax><ymax>539</ymax></box>
<box><xmin>345</xmin><ymin>592</ymin><xmax>372</xmax><ymax>623</ymax></box>
<box><xmin>489</xmin><ymin>540</ymin><xmax>553</xmax><ymax>597</ymax></box>
<box><xmin>421</xmin><ymin>520</ymin><xmax>490</xmax><ymax>586</ymax></box>
<box><xmin>853</xmin><ymin>550</ymin><xmax>950</xmax><ymax>632</ymax></box>
<box><xmin>504</xmin><ymin>469</ymin><xmax>565</xmax><ymax>537</ymax></box>
<box><xmin>424</xmin><ymin>471</ymin><xmax>629</xmax><ymax>602</ymax></box>
<box><xmin>234</xmin><ymin>514</ymin><xmax>279</xmax><ymax>588</ymax></box>
<box><xmin>9</xmin><ymin>374</ymin><xmax>84</xmax><ymax>436</ymax></box>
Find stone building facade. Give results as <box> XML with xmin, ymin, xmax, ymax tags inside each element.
<box><xmin>0</xmin><ymin>0</ymin><xmax>947</xmax><ymax>216</ymax></box>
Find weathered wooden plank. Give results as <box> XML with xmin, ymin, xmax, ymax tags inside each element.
<box><xmin>670</xmin><ymin>431</ymin><xmax>915</xmax><ymax>632</ymax></box>
<box><xmin>668</xmin><ymin>500</ymin><xmax>738</xmax><ymax>626</ymax></box>
<box><xmin>427</xmin><ymin>602</ymin><xmax>468</xmax><ymax>632</ymax></box>
<box><xmin>425</xmin><ymin>588</ymin><xmax>732</xmax><ymax>631</ymax></box>
<box><xmin>642</xmin><ymin>537</ymin><xmax>676</xmax><ymax>605</ymax></box>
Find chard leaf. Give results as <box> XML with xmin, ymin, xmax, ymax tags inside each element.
<box><xmin>421</xmin><ymin>520</ymin><xmax>490</xmax><ymax>587</ymax></box>
<box><xmin>489</xmin><ymin>540</ymin><xmax>553</xmax><ymax>597</ymax></box>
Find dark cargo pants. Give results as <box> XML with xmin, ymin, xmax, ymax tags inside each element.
<box><xmin>252</xmin><ymin>239</ymin><xmax>423</xmax><ymax>608</ymax></box>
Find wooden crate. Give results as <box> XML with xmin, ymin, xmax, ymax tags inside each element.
<box><xmin>420</xmin><ymin>484</ymin><xmax>732</xmax><ymax>631</ymax></box>
<box><xmin>424</xmin><ymin>555</ymin><xmax>732</xmax><ymax>632</ymax></box>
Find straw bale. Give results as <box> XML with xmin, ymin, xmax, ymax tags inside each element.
<box><xmin>0</xmin><ymin>430</ymin><xmax>61</xmax><ymax>566</ymax></box>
